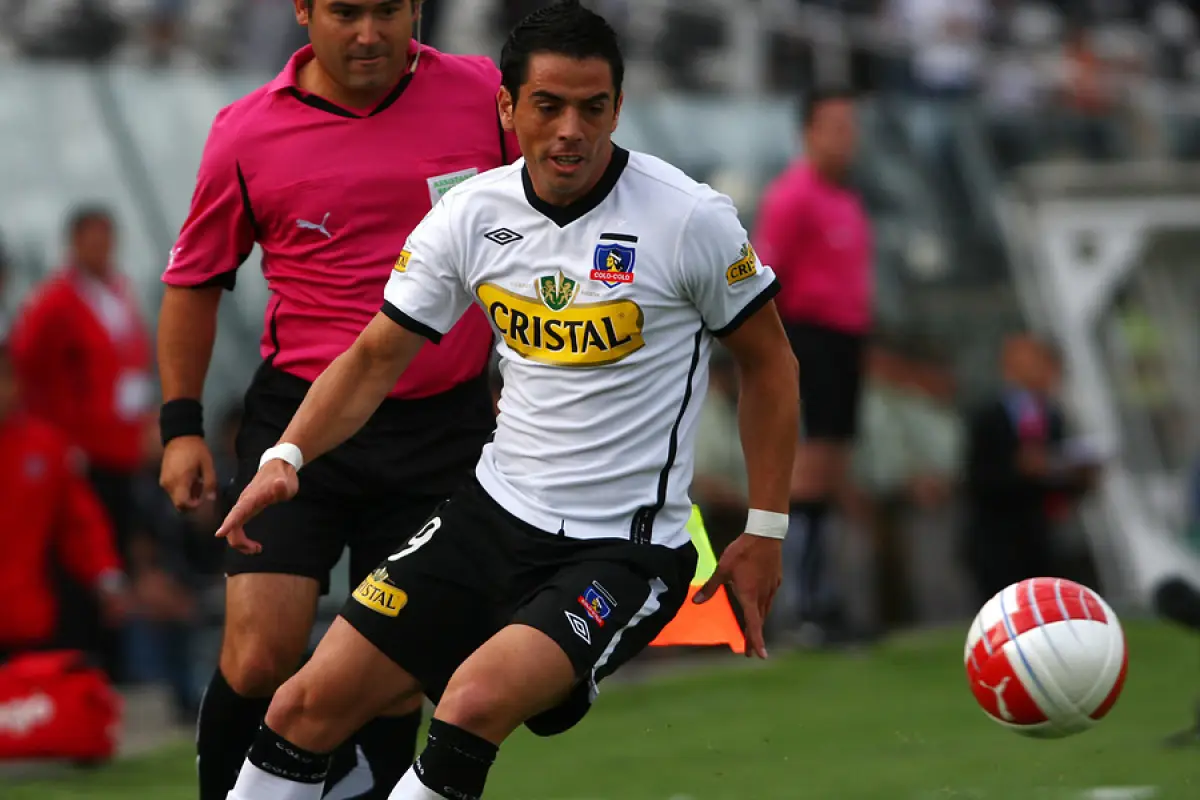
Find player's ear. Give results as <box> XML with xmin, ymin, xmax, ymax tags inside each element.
<box><xmin>498</xmin><ymin>87</ymin><xmax>516</xmax><ymax>132</ymax></box>
<box><xmin>293</xmin><ymin>0</ymin><xmax>309</xmax><ymax>26</ymax></box>
<box><xmin>611</xmin><ymin>91</ymin><xmax>623</xmax><ymax>134</ymax></box>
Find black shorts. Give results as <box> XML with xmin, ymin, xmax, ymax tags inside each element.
<box><xmin>785</xmin><ymin>321</ymin><xmax>867</xmax><ymax>442</ymax></box>
<box><xmin>339</xmin><ymin>478</ymin><xmax>698</xmax><ymax>734</ymax></box>
<box><xmin>223</xmin><ymin>362</ymin><xmax>496</xmax><ymax>594</ymax></box>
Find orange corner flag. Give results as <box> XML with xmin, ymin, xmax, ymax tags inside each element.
<box><xmin>650</xmin><ymin>506</ymin><xmax>745</xmax><ymax>653</ymax></box>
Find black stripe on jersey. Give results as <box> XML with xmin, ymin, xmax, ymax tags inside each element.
<box><xmin>599</xmin><ymin>232</ymin><xmax>638</xmax><ymax>243</ymax></box>
<box><xmin>264</xmin><ymin>295</ymin><xmax>282</xmax><ymax>365</ymax></box>
<box><xmin>194</xmin><ymin>161</ymin><xmax>260</xmax><ymax>291</ymax></box>
<box><xmin>711</xmin><ymin>278</ymin><xmax>781</xmax><ymax>338</ymax></box>
<box><xmin>381</xmin><ymin>300</ymin><xmax>444</xmax><ymax>344</ymax></box>
<box><xmin>630</xmin><ymin>326</ymin><xmax>704</xmax><ymax>545</ymax></box>
<box><xmin>288</xmin><ymin>73</ymin><xmax>414</xmax><ymax>118</ymax></box>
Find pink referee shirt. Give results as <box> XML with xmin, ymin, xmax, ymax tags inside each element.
<box><xmin>752</xmin><ymin>160</ymin><xmax>872</xmax><ymax>335</ymax></box>
<box><xmin>164</xmin><ymin>42</ymin><xmax>519</xmax><ymax>398</ymax></box>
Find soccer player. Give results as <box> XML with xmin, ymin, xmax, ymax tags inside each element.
<box><xmin>751</xmin><ymin>87</ymin><xmax>872</xmax><ymax>642</ymax></box>
<box><xmin>156</xmin><ymin>1</ymin><xmax>517</xmax><ymax>797</ymax></box>
<box><xmin>218</xmin><ymin>2</ymin><xmax>798</xmax><ymax>798</ymax></box>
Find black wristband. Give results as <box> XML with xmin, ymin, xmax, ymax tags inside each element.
<box><xmin>160</xmin><ymin>398</ymin><xmax>204</xmax><ymax>445</ymax></box>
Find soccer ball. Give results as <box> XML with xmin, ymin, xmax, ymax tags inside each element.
<box><xmin>964</xmin><ymin>577</ymin><xmax>1128</xmax><ymax>738</ymax></box>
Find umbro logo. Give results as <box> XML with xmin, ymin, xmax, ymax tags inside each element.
<box><xmin>564</xmin><ymin>611</ymin><xmax>591</xmax><ymax>644</ymax></box>
<box><xmin>484</xmin><ymin>227</ymin><xmax>523</xmax><ymax>246</ymax></box>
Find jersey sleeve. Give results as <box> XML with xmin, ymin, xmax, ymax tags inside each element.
<box><xmin>162</xmin><ymin>106</ymin><xmax>256</xmax><ymax>291</ymax></box>
<box><xmin>381</xmin><ymin>193</ymin><xmax>472</xmax><ymax>344</ymax></box>
<box><xmin>680</xmin><ymin>192</ymin><xmax>781</xmax><ymax>337</ymax></box>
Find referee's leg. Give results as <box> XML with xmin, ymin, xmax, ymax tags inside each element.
<box><xmin>196</xmin><ymin>488</ymin><xmax>343</xmax><ymax>800</ymax></box>
<box><xmin>199</xmin><ymin>573</ymin><xmax>323</xmax><ymax>800</ymax></box>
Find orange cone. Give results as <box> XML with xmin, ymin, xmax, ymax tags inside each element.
<box><xmin>651</xmin><ymin>506</ymin><xmax>745</xmax><ymax>653</ymax></box>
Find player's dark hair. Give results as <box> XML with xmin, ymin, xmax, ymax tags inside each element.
<box><xmin>500</xmin><ymin>0</ymin><xmax>624</xmax><ymax>102</ymax></box>
<box><xmin>65</xmin><ymin>204</ymin><xmax>113</xmax><ymax>240</ymax></box>
<box><xmin>801</xmin><ymin>86</ymin><xmax>856</xmax><ymax>130</ymax></box>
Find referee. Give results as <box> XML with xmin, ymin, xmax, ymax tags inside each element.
<box><xmin>157</xmin><ymin>2</ymin><xmax>516</xmax><ymax>798</ymax></box>
<box><xmin>752</xmin><ymin>87</ymin><xmax>872</xmax><ymax>642</ymax></box>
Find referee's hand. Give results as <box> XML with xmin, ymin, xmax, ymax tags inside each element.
<box><xmin>160</xmin><ymin>436</ymin><xmax>218</xmax><ymax>511</ymax></box>
<box><xmin>215</xmin><ymin>460</ymin><xmax>299</xmax><ymax>555</ymax></box>
<box><xmin>693</xmin><ymin>533</ymin><xmax>783</xmax><ymax>660</ymax></box>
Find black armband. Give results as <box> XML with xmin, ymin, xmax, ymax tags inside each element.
<box><xmin>159</xmin><ymin>398</ymin><xmax>205</xmax><ymax>445</ymax></box>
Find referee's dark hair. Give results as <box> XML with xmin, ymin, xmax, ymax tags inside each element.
<box><xmin>500</xmin><ymin>0</ymin><xmax>624</xmax><ymax>102</ymax></box>
<box><xmin>800</xmin><ymin>86</ymin><xmax>856</xmax><ymax>130</ymax></box>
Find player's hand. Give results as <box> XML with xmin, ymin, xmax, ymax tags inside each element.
<box><xmin>159</xmin><ymin>435</ymin><xmax>218</xmax><ymax>511</ymax></box>
<box><xmin>693</xmin><ymin>533</ymin><xmax>782</xmax><ymax>659</ymax></box>
<box><xmin>215</xmin><ymin>460</ymin><xmax>298</xmax><ymax>555</ymax></box>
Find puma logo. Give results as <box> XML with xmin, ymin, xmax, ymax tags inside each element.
<box><xmin>979</xmin><ymin>676</ymin><xmax>1014</xmax><ymax>721</ymax></box>
<box><xmin>297</xmin><ymin>212</ymin><xmax>333</xmax><ymax>239</ymax></box>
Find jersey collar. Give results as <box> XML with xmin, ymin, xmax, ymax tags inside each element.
<box><xmin>268</xmin><ymin>42</ymin><xmax>420</xmax><ymax>118</ymax></box>
<box><xmin>522</xmin><ymin>146</ymin><xmax>630</xmax><ymax>228</ymax></box>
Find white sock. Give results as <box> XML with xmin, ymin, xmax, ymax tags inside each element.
<box><xmin>226</xmin><ymin>758</ymin><xmax>325</xmax><ymax>800</ymax></box>
<box><xmin>388</xmin><ymin>765</ymin><xmax>446</xmax><ymax>799</ymax></box>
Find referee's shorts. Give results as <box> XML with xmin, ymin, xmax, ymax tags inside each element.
<box><xmin>784</xmin><ymin>321</ymin><xmax>867</xmax><ymax>443</ymax></box>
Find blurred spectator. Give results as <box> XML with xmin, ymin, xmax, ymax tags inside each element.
<box><xmin>752</xmin><ymin>87</ymin><xmax>872</xmax><ymax>643</ymax></box>
<box><xmin>851</xmin><ymin>338</ymin><xmax>965</xmax><ymax>631</ymax></box>
<box><xmin>961</xmin><ymin>333</ymin><xmax>1099</xmax><ymax>604</ymax></box>
<box><xmin>0</xmin><ymin>341</ymin><xmax>129</xmax><ymax>664</ymax></box>
<box><xmin>8</xmin><ymin>205</ymin><xmax>155</xmax><ymax>681</ymax></box>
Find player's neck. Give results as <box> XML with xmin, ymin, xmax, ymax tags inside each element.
<box><xmin>533</xmin><ymin>142</ymin><xmax>616</xmax><ymax>207</ymax></box>
<box><xmin>297</xmin><ymin>59</ymin><xmax>400</xmax><ymax>113</ymax></box>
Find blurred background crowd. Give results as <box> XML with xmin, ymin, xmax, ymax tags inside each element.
<box><xmin>2</xmin><ymin>0</ymin><xmax>1200</xmax><ymax>744</ymax></box>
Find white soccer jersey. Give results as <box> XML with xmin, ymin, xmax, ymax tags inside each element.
<box><xmin>382</xmin><ymin>147</ymin><xmax>779</xmax><ymax>548</ymax></box>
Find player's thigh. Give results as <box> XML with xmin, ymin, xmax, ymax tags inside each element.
<box><xmin>512</xmin><ymin>544</ymin><xmax>697</xmax><ymax>735</ymax></box>
<box><xmin>220</xmin><ymin>573</ymin><xmax>322</xmax><ymax>695</ymax></box>
<box><xmin>267</xmin><ymin>616</ymin><xmax>425</xmax><ymax>753</ymax></box>
<box><xmin>349</xmin><ymin>493</ymin><xmax>447</xmax><ymax>587</ymax></box>
<box><xmin>338</xmin><ymin>487</ymin><xmax>506</xmax><ymax>704</ymax></box>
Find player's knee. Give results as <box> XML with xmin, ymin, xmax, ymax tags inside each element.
<box><xmin>263</xmin><ymin>672</ymin><xmax>347</xmax><ymax>753</ymax></box>
<box><xmin>220</xmin><ymin>642</ymin><xmax>299</xmax><ymax>697</ymax></box>
<box><xmin>436</xmin><ymin>679</ymin><xmax>512</xmax><ymax>734</ymax></box>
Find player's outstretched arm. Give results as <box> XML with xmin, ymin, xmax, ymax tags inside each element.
<box><xmin>694</xmin><ymin>300</ymin><xmax>799</xmax><ymax>658</ymax></box>
<box><xmin>216</xmin><ymin>313</ymin><xmax>424</xmax><ymax>553</ymax></box>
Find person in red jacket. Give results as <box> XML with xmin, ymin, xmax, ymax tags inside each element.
<box><xmin>9</xmin><ymin>206</ymin><xmax>154</xmax><ymax>555</ymax></box>
<box><xmin>0</xmin><ymin>342</ymin><xmax>129</xmax><ymax>662</ymax></box>
<box><xmin>8</xmin><ymin>205</ymin><xmax>152</xmax><ymax>679</ymax></box>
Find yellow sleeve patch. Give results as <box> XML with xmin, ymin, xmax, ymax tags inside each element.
<box><xmin>393</xmin><ymin>250</ymin><xmax>412</xmax><ymax>273</ymax></box>
<box><xmin>725</xmin><ymin>243</ymin><xmax>758</xmax><ymax>286</ymax></box>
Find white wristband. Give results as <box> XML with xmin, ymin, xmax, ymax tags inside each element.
<box><xmin>259</xmin><ymin>442</ymin><xmax>304</xmax><ymax>472</ymax></box>
<box><xmin>745</xmin><ymin>508</ymin><xmax>789</xmax><ymax>540</ymax></box>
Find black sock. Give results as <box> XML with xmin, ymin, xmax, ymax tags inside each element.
<box><xmin>246</xmin><ymin>722</ymin><xmax>332</xmax><ymax>784</ymax></box>
<box><xmin>325</xmin><ymin>710</ymin><xmax>423</xmax><ymax>799</ymax></box>
<box><xmin>197</xmin><ymin>669</ymin><xmax>272</xmax><ymax>800</ymax></box>
<box><xmin>413</xmin><ymin>719</ymin><xmax>498</xmax><ymax>800</ymax></box>
<box><xmin>791</xmin><ymin>500</ymin><xmax>830</xmax><ymax>622</ymax></box>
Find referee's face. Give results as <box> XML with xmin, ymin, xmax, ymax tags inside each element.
<box><xmin>502</xmin><ymin>53</ymin><xmax>622</xmax><ymax>206</ymax></box>
<box><xmin>300</xmin><ymin>0</ymin><xmax>416</xmax><ymax>95</ymax></box>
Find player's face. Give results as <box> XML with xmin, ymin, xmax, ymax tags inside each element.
<box><xmin>806</xmin><ymin>98</ymin><xmax>857</xmax><ymax>178</ymax></box>
<box><xmin>298</xmin><ymin>0</ymin><xmax>416</xmax><ymax>96</ymax></box>
<box><xmin>500</xmin><ymin>53</ymin><xmax>623</xmax><ymax>205</ymax></box>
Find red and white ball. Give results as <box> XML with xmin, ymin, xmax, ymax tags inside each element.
<box><xmin>964</xmin><ymin>577</ymin><xmax>1128</xmax><ymax>738</ymax></box>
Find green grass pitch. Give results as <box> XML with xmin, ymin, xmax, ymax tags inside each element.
<box><xmin>8</xmin><ymin>620</ymin><xmax>1198</xmax><ymax>799</ymax></box>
